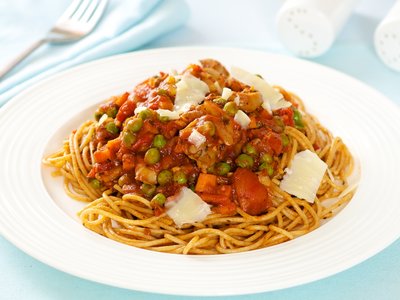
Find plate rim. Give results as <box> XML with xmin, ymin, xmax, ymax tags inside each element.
<box><xmin>1</xmin><ymin>46</ymin><xmax>400</xmax><ymax>296</ymax></box>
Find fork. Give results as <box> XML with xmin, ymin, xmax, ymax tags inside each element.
<box><xmin>0</xmin><ymin>0</ymin><xmax>108</xmax><ymax>79</ymax></box>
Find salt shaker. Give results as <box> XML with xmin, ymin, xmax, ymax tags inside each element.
<box><xmin>375</xmin><ymin>0</ymin><xmax>400</xmax><ymax>71</ymax></box>
<box><xmin>276</xmin><ymin>0</ymin><xmax>358</xmax><ymax>57</ymax></box>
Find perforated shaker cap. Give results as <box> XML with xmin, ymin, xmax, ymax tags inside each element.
<box><xmin>276</xmin><ymin>0</ymin><xmax>358</xmax><ymax>58</ymax></box>
<box><xmin>276</xmin><ymin>6</ymin><xmax>334</xmax><ymax>57</ymax></box>
<box><xmin>374</xmin><ymin>1</ymin><xmax>400</xmax><ymax>71</ymax></box>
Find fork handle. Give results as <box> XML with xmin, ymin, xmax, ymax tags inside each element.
<box><xmin>0</xmin><ymin>39</ymin><xmax>47</xmax><ymax>80</ymax></box>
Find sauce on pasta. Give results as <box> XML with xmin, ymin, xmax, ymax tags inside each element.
<box><xmin>43</xmin><ymin>59</ymin><xmax>355</xmax><ymax>254</ymax></box>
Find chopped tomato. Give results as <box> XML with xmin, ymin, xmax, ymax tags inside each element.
<box><xmin>233</xmin><ymin>168</ymin><xmax>271</xmax><ymax>215</ymax></box>
<box><xmin>213</xmin><ymin>201</ymin><xmax>237</xmax><ymax>215</ymax></box>
<box><xmin>131</xmin><ymin>133</ymin><xmax>154</xmax><ymax>152</ymax></box>
<box><xmin>199</xmin><ymin>193</ymin><xmax>229</xmax><ymax>204</ymax></box>
<box><xmin>277</xmin><ymin>107</ymin><xmax>295</xmax><ymax>127</ymax></box>
<box><xmin>94</xmin><ymin>147</ymin><xmax>111</xmax><ymax>163</ymax></box>
<box><xmin>195</xmin><ymin>173</ymin><xmax>217</xmax><ymax>194</ymax></box>
<box><xmin>265</xmin><ymin>132</ymin><xmax>283</xmax><ymax>155</ymax></box>
<box><xmin>116</xmin><ymin>99</ymin><xmax>136</xmax><ymax>123</ymax></box>
<box><xmin>122</xmin><ymin>153</ymin><xmax>135</xmax><ymax>171</ymax></box>
<box><xmin>134</xmin><ymin>81</ymin><xmax>153</xmax><ymax>101</ymax></box>
<box><xmin>198</xmin><ymin>184</ymin><xmax>236</xmax><ymax>215</ymax></box>
<box><xmin>107</xmin><ymin>138</ymin><xmax>121</xmax><ymax>156</ymax></box>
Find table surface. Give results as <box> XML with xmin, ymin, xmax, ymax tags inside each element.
<box><xmin>1</xmin><ymin>0</ymin><xmax>400</xmax><ymax>299</ymax></box>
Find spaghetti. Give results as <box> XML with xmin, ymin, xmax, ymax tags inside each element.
<box><xmin>43</xmin><ymin>59</ymin><xmax>355</xmax><ymax>254</ymax></box>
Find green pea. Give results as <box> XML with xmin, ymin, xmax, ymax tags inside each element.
<box><xmin>235</xmin><ymin>154</ymin><xmax>254</xmax><ymax>168</ymax></box>
<box><xmin>158</xmin><ymin>89</ymin><xmax>168</xmax><ymax>95</ymax></box>
<box><xmin>203</xmin><ymin>121</ymin><xmax>216</xmax><ymax>136</ymax></box>
<box><xmin>158</xmin><ymin>115</ymin><xmax>170</xmax><ymax>122</ymax></box>
<box><xmin>173</xmin><ymin>171</ymin><xmax>187</xmax><ymax>185</ymax></box>
<box><xmin>144</xmin><ymin>148</ymin><xmax>160</xmax><ymax>165</ymax></box>
<box><xmin>105</xmin><ymin>122</ymin><xmax>119</xmax><ymax>134</ymax></box>
<box><xmin>90</xmin><ymin>179</ymin><xmax>101</xmax><ymax>189</ymax></box>
<box><xmin>293</xmin><ymin>108</ymin><xmax>304</xmax><ymax>128</ymax></box>
<box><xmin>138</xmin><ymin>108</ymin><xmax>153</xmax><ymax>120</ymax></box>
<box><xmin>258</xmin><ymin>162</ymin><xmax>274</xmax><ymax>176</ymax></box>
<box><xmin>122</xmin><ymin>131</ymin><xmax>136</xmax><ymax>147</ymax></box>
<box><xmin>107</xmin><ymin>107</ymin><xmax>118</xmax><ymax>118</ymax></box>
<box><xmin>126</xmin><ymin>118</ymin><xmax>143</xmax><ymax>133</ymax></box>
<box><xmin>152</xmin><ymin>193</ymin><xmax>166</xmax><ymax>206</ymax></box>
<box><xmin>157</xmin><ymin>169</ymin><xmax>173</xmax><ymax>186</ymax></box>
<box><xmin>223</xmin><ymin>102</ymin><xmax>238</xmax><ymax>116</ymax></box>
<box><xmin>281</xmin><ymin>134</ymin><xmax>290</xmax><ymax>147</ymax></box>
<box><xmin>94</xmin><ymin>110</ymin><xmax>103</xmax><ymax>121</ymax></box>
<box><xmin>243</xmin><ymin>143</ymin><xmax>257</xmax><ymax>156</ymax></box>
<box><xmin>117</xmin><ymin>174</ymin><xmax>129</xmax><ymax>187</ymax></box>
<box><xmin>261</xmin><ymin>153</ymin><xmax>273</xmax><ymax>164</ymax></box>
<box><xmin>141</xmin><ymin>183</ymin><xmax>156</xmax><ymax>197</ymax></box>
<box><xmin>213</xmin><ymin>97</ymin><xmax>227</xmax><ymax>105</ymax></box>
<box><xmin>207</xmin><ymin>165</ymin><xmax>215</xmax><ymax>174</ymax></box>
<box><xmin>153</xmin><ymin>134</ymin><xmax>167</xmax><ymax>149</ymax></box>
<box><xmin>215</xmin><ymin>162</ymin><xmax>231</xmax><ymax>176</ymax></box>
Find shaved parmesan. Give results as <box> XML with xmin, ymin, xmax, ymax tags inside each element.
<box><xmin>230</xmin><ymin>66</ymin><xmax>291</xmax><ymax>112</ymax></box>
<box><xmin>166</xmin><ymin>187</ymin><xmax>211</xmax><ymax>227</ymax></box>
<box><xmin>188</xmin><ymin>129</ymin><xmax>206</xmax><ymax>148</ymax></box>
<box><xmin>156</xmin><ymin>109</ymin><xmax>179</xmax><ymax>120</ymax></box>
<box><xmin>280</xmin><ymin>150</ymin><xmax>327</xmax><ymax>203</ymax></box>
<box><xmin>234</xmin><ymin>110</ymin><xmax>251</xmax><ymax>129</ymax></box>
<box><xmin>174</xmin><ymin>73</ymin><xmax>209</xmax><ymax>113</ymax></box>
<box><xmin>221</xmin><ymin>87</ymin><xmax>233</xmax><ymax>100</ymax></box>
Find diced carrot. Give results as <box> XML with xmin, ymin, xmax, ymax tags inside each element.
<box><xmin>248</xmin><ymin>117</ymin><xmax>258</xmax><ymax>129</ymax></box>
<box><xmin>114</xmin><ymin>92</ymin><xmax>129</xmax><ymax>107</ymax></box>
<box><xmin>87</xmin><ymin>166</ymin><xmax>97</xmax><ymax>178</ymax></box>
<box><xmin>94</xmin><ymin>148</ymin><xmax>111</xmax><ymax>163</ymax></box>
<box><xmin>107</xmin><ymin>138</ymin><xmax>121</xmax><ymax>156</ymax></box>
<box><xmin>195</xmin><ymin>173</ymin><xmax>217</xmax><ymax>193</ymax></box>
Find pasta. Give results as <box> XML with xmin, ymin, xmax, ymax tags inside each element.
<box><xmin>43</xmin><ymin>59</ymin><xmax>356</xmax><ymax>254</ymax></box>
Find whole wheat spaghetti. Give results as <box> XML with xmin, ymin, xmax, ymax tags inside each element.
<box><xmin>43</xmin><ymin>59</ymin><xmax>356</xmax><ymax>254</ymax></box>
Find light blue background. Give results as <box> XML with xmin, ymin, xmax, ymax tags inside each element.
<box><xmin>1</xmin><ymin>0</ymin><xmax>400</xmax><ymax>299</ymax></box>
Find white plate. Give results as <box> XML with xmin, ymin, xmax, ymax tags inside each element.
<box><xmin>0</xmin><ymin>47</ymin><xmax>400</xmax><ymax>296</ymax></box>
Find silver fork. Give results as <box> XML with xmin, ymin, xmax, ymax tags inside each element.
<box><xmin>0</xmin><ymin>0</ymin><xmax>108</xmax><ymax>79</ymax></box>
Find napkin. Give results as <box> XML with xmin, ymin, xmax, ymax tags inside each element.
<box><xmin>0</xmin><ymin>0</ymin><xmax>189</xmax><ymax>106</ymax></box>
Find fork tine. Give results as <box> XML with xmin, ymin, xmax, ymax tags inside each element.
<box><xmin>57</xmin><ymin>0</ymin><xmax>84</xmax><ymax>22</ymax></box>
<box><xmin>79</xmin><ymin>0</ymin><xmax>100</xmax><ymax>23</ymax></box>
<box><xmin>86</xmin><ymin>0</ymin><xmax>108</xmax><ymax>27</ymax></box>
<box><xmin>70</xmin><ymin>0</ymin><xmax>92</xmax><ymax>21</ymax></box>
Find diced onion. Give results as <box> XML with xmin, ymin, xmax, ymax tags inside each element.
<box><xmin>174</xmin><ymin>73</ymin><xmax>209</xmax><ymax>113</ymax></box>
<box><xmin>98</xmin><ymin>113</ymin><xmax>108</xmax><ymax>125</ymax></box>
<box><xmin>166</xmin><ymin>187</ymin><xmax>211</xmax><ymax>227</ymax></box>
<box><xmin>156</xmin><ymin>109</ymin><xmax>180</xmax><ymax>120</ymax></box>
<box><xmin>230</xmin><ymin>66</ymin><xmax>291</xmax><ymax>112</ymax></box>
<box><xmin>188</xmin><ymin>129</ymin><xmax>206</xmax><ymax>147</ymax></box>
<box><xmin>221</xmin><ymin>87</ymin><xmax>233</xmax><ymax>100</ymax></box>
<box><xmin>280</xmin><ymin>150</ymin><xmax>327</xmax><ymax>203</ymax></box>
<box><xmin>234</xmin><ymin>110</ymin><xmax>251</xmax><ymax>129</ymax></box>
